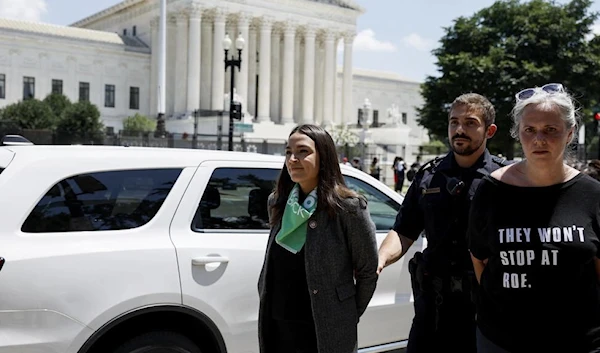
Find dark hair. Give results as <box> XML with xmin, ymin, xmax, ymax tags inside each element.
<box><xmin>270</xmin><ymin>124</ymin><xmax>359</xmax><ymax>226</ymax></box>
<box><xmin>449</xmin><ymin>93</ymin><xmax>496</xmax><ymax>127</ymax></box>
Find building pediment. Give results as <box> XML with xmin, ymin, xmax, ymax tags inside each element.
<box><xmin>306</xmin><ymin>0</ymin><xmax>362</xmax><ymax>11</ymax></box>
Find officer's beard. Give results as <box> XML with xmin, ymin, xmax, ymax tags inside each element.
<box><xmin>450</xmin><ymin>134</ymin><xmax>484</xmax><ymax>156</ymax></box>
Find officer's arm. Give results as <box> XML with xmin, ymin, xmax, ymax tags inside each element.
<box><xmin>471</xmin><ymin>254</ymin><xmax>488</xmax><ymax>284</ymax></box>
<box><xmin>377</xmin><ymin>230</ymin><xmax>414</xmax><ymax>274</ymax></box>
<box><xmin>378</xmin><ymin>173</ymin><xmax>424</xmax><ymax>274</ymax></box>
<box><xmin>468</xmin><ymin>177</ymin><xmax>493</xmax><ymax>284</ymax></box>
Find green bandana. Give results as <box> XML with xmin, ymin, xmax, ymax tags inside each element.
<box><xmin>275</xmin><ymin>184</ymin><xmax>318</xmax><ymax>254</ymax></box>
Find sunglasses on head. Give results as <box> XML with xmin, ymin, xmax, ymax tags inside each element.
<box><xmin>515</xmin><ymin>83</ymin><xmax>564</xmax><ymax>101</ymax></box>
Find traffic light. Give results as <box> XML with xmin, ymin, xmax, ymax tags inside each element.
<box><xmin>231</xmin><ymin>101</ymin><xmax>242</xmax><ymax>120</ymax></box>
<box><xmin>595</xmin><ymin>112</ymin><xmax>600</xmax><ymax>121</ymax></box>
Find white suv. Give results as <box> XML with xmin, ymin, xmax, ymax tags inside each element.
<box><xmin>0</xmin><ymin>144</ymin><xmax>420</xmax><ymax>353</ymax></box>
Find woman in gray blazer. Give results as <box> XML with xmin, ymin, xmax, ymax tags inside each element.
<box><xmin>257</xmin><ymin>124</ymin><xmax>379</xmax><ymax>353</ymax></box>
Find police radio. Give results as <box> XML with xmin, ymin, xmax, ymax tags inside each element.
<box><xmin>446</xmin><ymin>177</ymin><xmax>466</xmax><ymax>196</ymax></box>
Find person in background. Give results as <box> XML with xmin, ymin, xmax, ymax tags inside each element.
<box><xmin>342</xmin><ymin>157</ymin><xmax>352</xmax><ymax>166</ymax></box>
<box><xmin>468</xmin><ymin>83</ymin><xmax>600</xmax><ymax>352</ymax></box>
<box><xmin>393</xmin><ymin>156</ymin><xmax>406</xmax><ymax>192</ymax></box>
<box><xmin>370</xmin><ymin>157</ymin><xmax>380</xmax><ymax>180</ymax></box>
<box><xmin>257</xmin><ymin>124</ymin><xmax>379</xmax><ymax>353</ymax></box>
<box><xmin>351</xmin><ymin>157</ymin><xmax>362</xmax><ymax>170</ymax></box>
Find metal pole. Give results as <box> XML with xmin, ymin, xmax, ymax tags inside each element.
<box><xmin>360</xmin><ymin>121</ymin><xmax>365</xmax><ymax>172</ymax></box>
<box><xmin>228</xmin><ymin>52</ymin><xmax>235</xmax><ymax>152</ymax></box>
<box><xmin>217</xmin><ymin>111</ymin><xmax>223</xmax><ymax>150</ymax></box>
<box><xmin>192</xmin><ymin>110</ymin><xmax>198</xmax><ymax>149</ymax></box>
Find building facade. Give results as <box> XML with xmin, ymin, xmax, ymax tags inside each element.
<box><xmin>0</xmin><ymin>0</ymin><xmax>429</xmax><ymax>166</ymax></box>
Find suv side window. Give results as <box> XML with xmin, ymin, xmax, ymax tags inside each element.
<box><xmin>193</xmin><ymin>168</ymin><xmax>279</xmax><ymax>231</ymax></box>
<box><xmin>344</xmin><ymin>176</ymin><xmax>400</xmax><ymax>231</ymax></box>
<box><xmin>22</xmin><ymin>169</ymin><xmax>182</xmax><ymax>233</ymax></box>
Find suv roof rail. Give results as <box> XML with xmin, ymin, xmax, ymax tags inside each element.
<box><xmin>2</xmin><ymin>135</ymin><xmax>34</xmax><ymax>146</ymax></box>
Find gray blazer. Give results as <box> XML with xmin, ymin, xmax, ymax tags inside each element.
<box><xmin>258</xmin><ymin>194</ymin><xmax>378</xmax><ymax>353</ymax></box>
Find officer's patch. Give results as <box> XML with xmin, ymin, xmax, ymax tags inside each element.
<box><xmin>422</xmin><ymin>187</ymin><xmax>441</xmax><ymax>195</ymax></box>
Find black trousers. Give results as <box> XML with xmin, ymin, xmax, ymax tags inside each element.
<box><xmin>269</xmin><ymin>319</ymin><xmax>318</xmax><ymax>353</ymax></box>
<box><xmin>407</xmin><ymin>290</ymin><xmax>476</xmax><ymax>353</ymax></box>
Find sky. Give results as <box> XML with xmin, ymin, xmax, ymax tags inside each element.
<box><xmin>2</xmin><ymin>0</ymin><xmax>600</xmax><ymax>83</ymax></box>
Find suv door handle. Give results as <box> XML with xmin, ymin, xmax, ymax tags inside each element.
<box><xmin>192</xmin><ymin>256</ymin><xmax>229</xmax><ymax>266</ymax></box>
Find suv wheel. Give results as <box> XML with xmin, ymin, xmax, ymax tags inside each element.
<box><xmin>113</xmin><ymin>331</ymin><xmax>202</xmax><ymax>353</ymax></box>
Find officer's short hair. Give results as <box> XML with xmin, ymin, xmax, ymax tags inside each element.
<box><xmin>449</xmin><ymin>93</ymin><xmax>495</xmax><ymax>127</ymax></box>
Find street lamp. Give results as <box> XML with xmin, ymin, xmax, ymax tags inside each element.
<box><xmin>360</xmin><ymin>98</ymin><xmax>372</xmax><ymax>171</ymax></box>
<box><xmin>223</xmin><ymin>33</ymin><xmax>245</xmax><ymax>151</ymax></box>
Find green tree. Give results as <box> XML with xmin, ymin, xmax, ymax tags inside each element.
<box><xmin>418</xmin><ymin>0</ymin><xmax>600</xmax><ymax>159</ymax></box>
<box><xmin>422</xmin><ymin>139</ymin><xmax>448</xmax><ymax>155</ymax></box>
<box><xmin>0</xmin><ymin>99</ymin><xmax>57</xmax><ymax>129</ymax></box>
<box><xmin>56</xmin><ymin>101</ymin><xmax>104</xmax><ymax>144</ymax></box>
<box><xmin>122</xmin><ymin>113</ymin><xmax>156</xmax><ymax>135</ymax></box>
<box><xmin>43</xmin><ymin>93</ymin><xmax>72</xmax><ymax>119</ymax></box>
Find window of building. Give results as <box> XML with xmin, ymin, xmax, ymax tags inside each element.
<box><xmin>132</xmin><ymin>26</ymin><xmax>137</xmax><ymax>36</ymax></box>
<box><xmin>129</xmin><ymin>86</ymin><xmax>139</xmax><ymax>110</ymax></box>
<box><xmin>192</xmin><ymin>168</ymin><xmax>279</xmax><ymax>231</ymax></box>
<box><xmin>402</xmin><ymin>112</ymin><xmax>408</xmax><ymax>125</ymax></box>
<box><xmin>21</xmin><ymin>169</ymin><xmax>182</xmax><ymax>233</ymax></box>
<box><xmin>372</xmin><ymin>110</ymin><xmax>379</xmax><ymax>127</ymax></box>
<box><xmin>51</xmin><ymin>79</ymin><xmax>63</xmax><ymax>95</ymax></box>
<box><xmin>0</xmin><ymin>74</ymin><xmax>5</xmax><ymax>99</ymax></box>
<box><xmin>344</xmin><ymin>176</ymin><xmax>400</xmax><ymax>231</ymax></box>
<box><xmin>123</xmin><ymin>28</ymin><xmax>127</xmax><ymax>36</ymax></box>
<box><xmin>79</xmin><ymin>82</ymin><xmax>90</xmax><ymax>102</ymax></box>
<box><xmin>23</xmin><ymin>76</ymin><xmax>35</xmax><ymax>100</ymax></box>
<box><xmin>105</xmin><ymin>84</ymin><xmax>115</xmax><ymax>108</ymax></box>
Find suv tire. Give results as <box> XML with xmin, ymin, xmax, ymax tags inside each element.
<box><xmin>113</xmin><ymin>331</ymin><xmax>202</xmax><ymax>353</ymax></box>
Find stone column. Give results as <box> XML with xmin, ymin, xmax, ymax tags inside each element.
<box><xmin>322</xmin><ymin>30</ymin><xmax>335</xmax><ymax>127</ymax></box>
<box><xmin>333</xmin><ymin>36</ymin><xmax>340</xmax><ymax>125</ymax></box>
<box><xmin>211</xmin><ymin>10</ymin><xmax>226</xmax><ymax>110</ymax></box>
<box><xmin>166</xmin><ymin>16</ymin><xmax>176</xmax><ymax>115</ymax></box>
<box><xmin>314</xmin><ymin>40</ymin><xmax>325</xmax><ymax>125</ymax></box>
<box><xmin>174</xmin><ymin>11</ymin><xmax>189</xmax><ymax>114</ymax></box>
<box><xmin>186</xmin><ymin>6</ymin><xmax>201</xmax><ymax>112</ymax></box>
<box><xmin>302</xmin><ymin>27</ymin><xmax>316</xmax><ymax>124</ymax></box>
<box><xmin>247</xmin><ymin>26</ymin><xmax>258</xmax><ymax>118</ymax></box>
<box><xmin>281</xmin><ymin>24</ymin><xmax>295</xmax><ymax>124</ymax></box>
<box><xmin>270</xmin><ymin>27</ymin><xmax>281</xmax><ymax>122</ymax></box>
<box><xmin>342</xmin><ymin>32</ymin><xmax>354</xmax><ymax>126</ymax></box>
<box><xmin>257</xmin><ymin>18</ymin><xmax>273</xmax><ymax>123</ymax></box>
<box><xmin>200</xmin><ymin>19</ymin><xmax>212</xmax><ymax>110</ymax></box>
<box><xmin>237</xmin><ymin>15</ymin><xmax>250</xmax><ymax>114</ymax></box>
<box><xmin>150</xmin><ymin>17</ymin><xmax>159</xmax><ymax>116</ymax></box>
<box><xmin>293</xmin><ymin>32</ymin><xmax>302</xmax><ymax>121</ymax></box>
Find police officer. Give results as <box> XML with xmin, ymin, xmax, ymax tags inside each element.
<box><xmin>377</xmin><ymin>93</ymin><xmax>507</xmax><ymax>353</ymax></box>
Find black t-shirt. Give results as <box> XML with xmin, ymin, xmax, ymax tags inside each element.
<box><xmin>468</xmin><ymin>174</ymin><xmax>600</xmax><ymax>352</ymax></box>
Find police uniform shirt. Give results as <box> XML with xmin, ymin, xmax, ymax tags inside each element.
<box><xmin>392</xmin><ymin>150</ymin><xmax>506</xmax><ymax>273</ymax></box>
<box><xmin>468</xmin><ymin>174</ymin><xmax>600</xmax><ymax>353</ymax></box>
